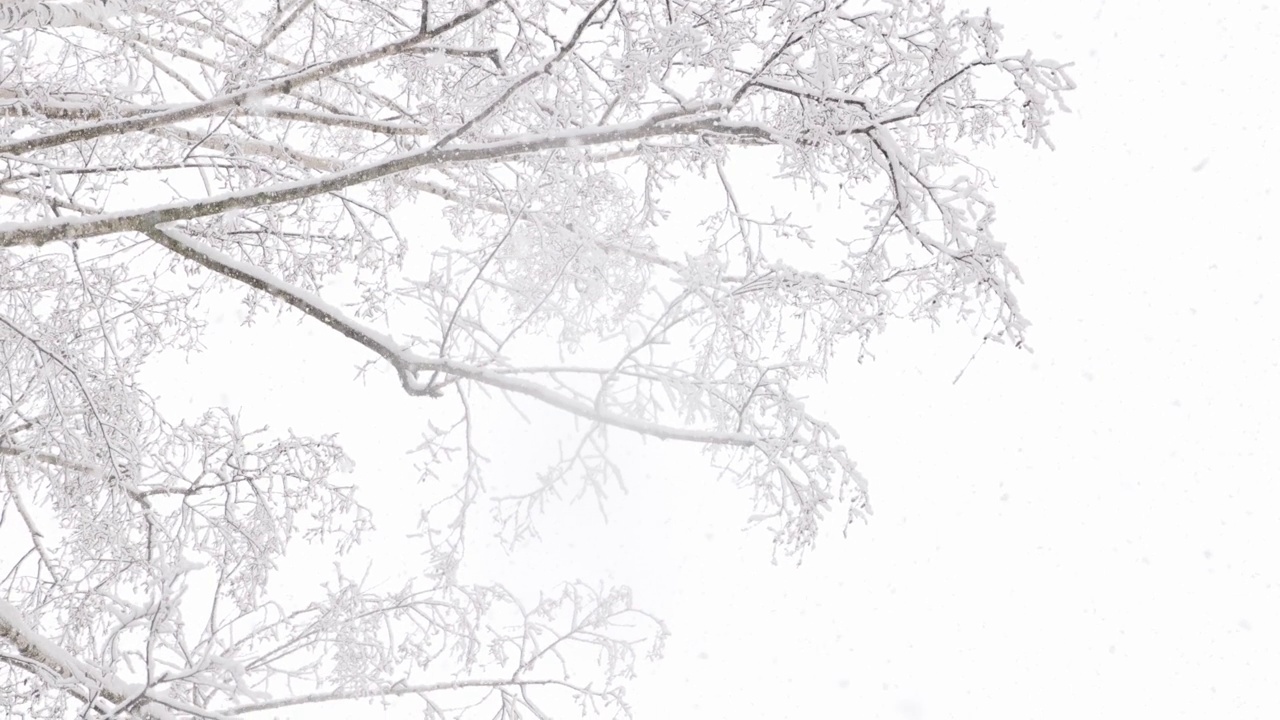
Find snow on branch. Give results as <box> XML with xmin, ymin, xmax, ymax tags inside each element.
<box><xmin>0</xmin><ymin>0</ymin><xmax>128</xmax><ymax>31</ymax></box>
<box><xmin>0</xmin><ymin>0</ymin><xmax>1073</xmax><ymax>715</ymax></box>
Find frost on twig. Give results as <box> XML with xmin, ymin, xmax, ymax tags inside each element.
<box><xmin>0</xmin><ymin>0</ymin><xmax>1072</xmax><ymax>716</ymax></box>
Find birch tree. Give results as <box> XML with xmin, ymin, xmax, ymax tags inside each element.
<box><xmin>0</xmin><ymin>0</ymin><xmax>1073</xmax><ymax>717</ymax></box>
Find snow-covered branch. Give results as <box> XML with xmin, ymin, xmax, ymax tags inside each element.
<box><xmin>0</xmin><ymin>113</ymin><xmax>742</xmax><ymax>248</ymax></box>
<box><xmin>0</xmin><ymin>0</ymin><xmax>1071</xmax><ymax>716</ymax></box>
<box><xmin>0</xmin><ymin>0</ymin><xmax>128</xmax><ymax>31</ymax></box>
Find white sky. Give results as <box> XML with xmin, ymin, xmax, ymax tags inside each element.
<box><xmin>143</xmin><ymin>0</ymin><xmax>1280</xmax><ymax>717</ymax></box>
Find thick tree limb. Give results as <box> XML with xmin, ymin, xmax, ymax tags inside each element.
<box><xmin>0</xmin><ymin>111</ymin><xmax>751</xmax><ymax>249</ymax></box>
<box><xmin>0</xmin><ymin>0</ymin><xmax>128</xmax><ymax>31</ymax></box>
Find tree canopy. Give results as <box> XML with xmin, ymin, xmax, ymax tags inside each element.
<box><xmin>0</xmin><ymin>0</ymin><xmax>1073</xmax><ymax>717</ymax></box>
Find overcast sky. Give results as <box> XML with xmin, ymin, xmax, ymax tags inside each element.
<box><xmin>146</xmin><ymin>1</ymin><xmax>1280</xmax><ymax>717</ymax></box>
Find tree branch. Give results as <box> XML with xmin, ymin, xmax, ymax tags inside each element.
<box><xmin>226</xmin><ymin>677</ymin><xmax>576</xmax><ymax>715</ymax></box>
<box><xmin>0</xmin><ymin>112</ymin><xmax>747</xmax><ymax>249</ymax></box>
<box><xmin>141</xmin><ymin>226</ymin><xmax>757</xmax><ymax>447</ymax></box>
<box><xmin>0</xmin><ymin>0</ymin><xmax>504</xmax><ymax>156</ymax></box>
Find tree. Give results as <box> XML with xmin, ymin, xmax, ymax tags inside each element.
<box><xmin>0</xmin><ymin>0</ymin><xmax>1073</xmax><ymax>717</ymax></box>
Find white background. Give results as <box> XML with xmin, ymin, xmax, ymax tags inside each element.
<box><xmin>145</xmin><ymin>1</ymin><xmax>1280</xmax><ymax>717</ymax></box>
